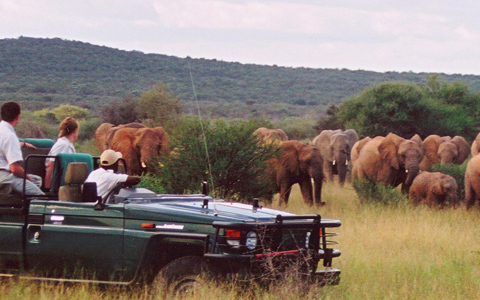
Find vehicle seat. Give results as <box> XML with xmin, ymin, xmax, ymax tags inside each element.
<box><xmin>51</xmin><ymin>153</ymin><xmax>94</xmax><ymax>194</ymax></box>
<box><xmin>20</xmin><ymin>138</ymin><xmax>55</xmax><ymax>190</ymax></box>
<box><xmin>58</xmin><ymin>162</ymin><xmax>89</xmax><ymax>202</ymax></box>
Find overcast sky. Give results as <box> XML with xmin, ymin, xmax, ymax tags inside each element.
<box><xmin>1</xmin><ymin>0</ymin><xmax>479</xmax><ymax>75</ymax></box>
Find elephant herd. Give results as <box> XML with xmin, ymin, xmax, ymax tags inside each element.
<box><xmin>351</xmin><ymin>132</ymin><xmax>480</xmax><ymax>209</ymax></box>
<box><xmin>255</xmin><ymin>127</ymin><xmax>480</xmax><ymax>210</ymax></box>
<box><xmin>93</xmin><ymin>122</ymin><xmax>480</xmax><ymax>209</ymax></box>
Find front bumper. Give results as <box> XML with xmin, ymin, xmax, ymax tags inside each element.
<box><xmin>313</xmin><ymin>268</ymin><xmax>341</xmax><ymax>286</ymax></box>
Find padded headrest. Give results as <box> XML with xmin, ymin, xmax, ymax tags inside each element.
<box><xmin>64</xmin><ymin>162</ymin><xmax>89</xmax><ymax>185</ymax></box>
<box><xmin>19</xmin><ymin>138</ymin><xmax>55</xmax><ymax>149</ymax></box>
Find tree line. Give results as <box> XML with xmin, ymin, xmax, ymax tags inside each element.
<box><xmin>2</xmin><ymin>37</ymin><xmax>480</xmax><ymax>121</ymax></box>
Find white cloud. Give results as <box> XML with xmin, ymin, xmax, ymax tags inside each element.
<box><xmin>0</xmin><ymin>0</ymin><xmax>479</xmax><ymax>74</ymax></box>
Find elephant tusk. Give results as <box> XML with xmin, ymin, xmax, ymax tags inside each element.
<box><xmin>405</xmin><ymin>169</ymin><xmax>408</xmax><ymax>174</ymax></box>
<box><xmin>141</xmin><ymin>161</ymin><xmax>147</xmax><ymax>169</ymax></box>
<box><xmin>333</xmin><ymin>160</ymin><xmax>336</xmax><ymax>166</ymax></box>
<box><xmin>345</xmin><ymin>160</ymin><xmax>349</xmax><ymax>166</ymax></box>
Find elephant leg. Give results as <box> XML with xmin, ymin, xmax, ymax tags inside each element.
<box><xmin>328</xmin><ymin>163</ymin><xmax>334</xmax><ymax>182</ymax></box>
<box><xmin>465</xmin><ymin>178</ymin><xmax>475</xmax><ymax>210</ymax></box>
<box><xmin>278</xmin><ymin>184</ymin><xmax>292</xmax><ymax>206</ymax></box>
<box><xmin>298</xmin><ymin>180</ymin><xmax>314</xmax><ymax>206</ymax></box>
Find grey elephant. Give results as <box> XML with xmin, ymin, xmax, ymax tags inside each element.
<box><xmin>253</xmin><ymin>127</ymin><xmax>288</xmax><ymax>144</ymax></box>
<box><xmin>313</xmin><ymin>129</ymin><xmax>359</xmax><ymax>186</ymax></box>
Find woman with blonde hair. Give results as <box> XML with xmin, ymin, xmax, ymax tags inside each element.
<box><xmin>44</xmin><ymin>117</ymin><xmax>79</xmax><ymax>189</ymax></box>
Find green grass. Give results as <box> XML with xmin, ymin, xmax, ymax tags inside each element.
<box><xmin>4</xmin><ymin>182</ymin><xmax>480</xmax><ymax>299</ymax></box>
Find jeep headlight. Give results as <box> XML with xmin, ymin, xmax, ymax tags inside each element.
<box><xmin>245</xmin><ymin>231</ymin><xmax>258</xmax><ymax>250</ymax></box>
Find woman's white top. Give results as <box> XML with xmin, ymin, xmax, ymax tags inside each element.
<box><xmin>45</xmin><ymin>136</ymin><xmax>76</xmax><ymax>166</ymax></box>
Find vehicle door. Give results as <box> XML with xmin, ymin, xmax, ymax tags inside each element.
<box><xmin>0</xmin><ymin>198</ymin><xmax>25</xmax><ymax>272</ymax></box>
<box><xmin>26</xmin><ymin>200</ymin><xmax>125</xmax><ymax>281</ymax></box>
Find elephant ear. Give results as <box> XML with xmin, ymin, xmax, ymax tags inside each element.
<box><xmin>378</xmin><ymin>133</ymin><xmax>403</xmax><ymax>169</ymax></box>
<box><xmin>410</xmin><ymin>134</ymin><xmax>422</xmax><ymax>145</ymax></box>
<box><xmin>279</xmin><ymin>141</ymin><xmax>301</xmax><ymax>177</ymax></box>
<box><xmin>313</xmin><ymin>130</ymin><xmax>333</xmax><ymax>160</ymax></box>
<box><xmin>451</xmin><ymin>135</ymin><xmax>470</xmax><ymax>164</ymax></box>
<box><xmin>153</xmin><ymin>127</ymin><xmax>170</xmax><ymax>155</ymax></box>
<box><xmin>422</xmin><ymin>135</ymin><xmax>444</xmax><ymax>163</ymax></box>
<box><xmin>344</xmin><ymin>129</ymin><xmax>359</xmax><ymax>146</ymax></box>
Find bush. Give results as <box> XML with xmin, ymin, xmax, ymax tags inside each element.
<box><xmin>137</xmin><ymin>174</ymin><xmax>167</xmax><ymax>194</ymax></box>
<box><xmin>100</xmin><ymin>95</ymin><xmax>139</xmax><ymax>125</ymax></box>
<box><xmin>279</xmin><ymin>117</ymin><xmax>316</xmax><ymax>141</ymax></box>
<box><xmin>157</xmin><ymin>117</ymin><xmax>278</xmax><ymax>202</ymax></box>
<box><xmin>77</xmin><ymin>117</ymin><xmax>102</xmax><ymax>141</ymax></box>
<box><xmin>353</xmin><ymin>179</ymin><xmax>407</xmax><ymax>206</ymax></box>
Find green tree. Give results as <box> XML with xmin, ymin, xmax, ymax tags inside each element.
<box><xmin>100</xmin><ymin>95</ymin><xmax>139</xmax><ymax>125</ymax></box>
<box><xmin>51</xmin><ymin>104</ymin><xmax>89</xmax><ymax>122</ymax></box>
<box><xmin>157</xmin><ymin>117</ymin><xmax>278</xmax><ymax>202</ymax></box>
<box><xmin>136</xmin><ymin>84</ymin><xmax>183</xmax><ymax>130</ymax></box>
<box><xmin>314</xmin><ymin>104</ymin><xmax>344</xmax><ymax>133</ymax></box>
<box><xmin>337</xmin><ymin>82</ymin><xmax>430</xmax><ymax>138</ymax></box>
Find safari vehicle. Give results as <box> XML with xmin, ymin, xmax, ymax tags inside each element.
<box><xmin>0</xmin><ymin>139</ymin><xmax>342</xmax><ymax>293</ymax></box>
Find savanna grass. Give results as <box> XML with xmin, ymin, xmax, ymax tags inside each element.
<box><xmin>4</xmin><ymin>182</ymin><xmax>480</xmax><ymax>299</ymax></box>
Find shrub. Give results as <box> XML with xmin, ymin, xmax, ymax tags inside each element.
<box><xmin>157</xmin><ymin>117</ymin><xmax>278</xmax><ymax>202</ymax></box>
<box><xmin>77</xmin><ymin>117</ymin><xmax>102</xmax><ymax>141</ymax></box>
<box><xmin>353</xmin><ymin>179</ymin><xmax>407</xmax><ymax>206</ymax></box>
<box><xmin>52</xmin><ymin>104</ymin><xmax>90</xmax><ymax>122</ymax></box>
<box><xmin>100</xmin><ymin>95</ymin><xmax>139</xmax><ymax>125</ymax></box>
<box><xmin>137</xmin><ymin>174</ymin><xmax>167</xmax><ymax>194</ymax></box>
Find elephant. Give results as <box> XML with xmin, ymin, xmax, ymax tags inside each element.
<box><xmin>312</xmin><ymin>129</ymin><xmax>358</xmax><ymax>186</ymax></box>
<box><xmin>351</xmin><ymin>136</ymin><xmax>372</xmax><ymax>167</ymax></box>
<box><xmin>419</xmin><ymin>135</ymin><xmax>470</xmax><ymax>171</ymax></box>
<box><xmin>471</xmin><ymin>132</ymin><xmax>480</xmax><ymax>157</ymax></box>
<box><xmin>94</xmin><ymin>122</ymin><xmax>146</xmax><ymax>153</ymax></box>
<box><xmin>352</xmin><ymin>132</ymin><xmax>424</xmax><ymax>193</ymax></box>
<box><xmin>409</xmin><ymin>171</ymin><xmax>458</xmax><ymax>207</ymax></box>
<box><xmin>253</xmin><ymin>127</ymin><xmax>288</xmax><ymax>144</ymax></box>
<box><xmin>265</xmin><ymin>140</ymin><xmax>324</xmax><ymax>206</ymax></box>
<box><xmin>465</xmin><ymin>154</ymin><xmax>480</xmax><ymax>209</ymax></box>
<box><xmin>108</xmin><ymin>126</ymin><xmax>170</xmax><ymax>175</ymax></box>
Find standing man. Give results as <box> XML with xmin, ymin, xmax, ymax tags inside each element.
<box><xmin>0</xmin><ymin>101</ymin><xmax>44</xmax><ymax>195</ymax></box>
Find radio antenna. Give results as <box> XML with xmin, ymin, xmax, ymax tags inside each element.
<box><xmin>187</xmin><ymin>59</ymin><xmax>215</xmax><ymax>197</ymax></box>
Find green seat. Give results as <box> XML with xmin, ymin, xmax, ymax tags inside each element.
<box><xmin>51</xmin><ymin>153</ymin><xmax>94</xmax><ymax>194</ymax></box>
<box><xmin>20</xmin><ymin>138</ymin><xmax>55</xmax><ymax>189</ymax></box>
<box><xmin>19</xmin><ymin>138</ymin><xmax>55</xmax><ymax>149</ymax></box>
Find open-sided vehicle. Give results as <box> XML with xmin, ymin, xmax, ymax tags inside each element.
<box><xmin>0</xmin><ymin>139</ymin><xmax>341</xmax><ymax>293</ymax></box>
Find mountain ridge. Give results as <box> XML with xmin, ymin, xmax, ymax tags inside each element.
<box><xmin>1</xmin><ymin>37</ymin><xmax>479</xmax><ymax>119</ymax></box>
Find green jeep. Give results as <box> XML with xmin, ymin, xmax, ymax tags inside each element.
<box><xmin>0</xmin><ymin>139</ymin><xmax>341</xmax><ymax>293</ymax></box>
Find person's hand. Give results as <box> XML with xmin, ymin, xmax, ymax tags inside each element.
<box><xmin>22</xmin><ymin>142</ymin><xmax>37</xmax><ymax>149</ymax></box>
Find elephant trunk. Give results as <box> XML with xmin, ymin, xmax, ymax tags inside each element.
<box><xmin>337</xmin><ymin>162</ymin><xmax>348</xmax><ymax>186</ymax></box>
<box><xmin>404</xmin><ymin>163</ymin><xmax>420</xmax><ymax>187</ymax></box>
<box><xmin>310</xmin><ymin>166</ymin><xmax>325</xmax><ymax>205</ymax></box>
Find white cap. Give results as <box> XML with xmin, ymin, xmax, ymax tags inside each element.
<box><xmin>100</xmin><ymin>149</ymin><xmax>122</xmax><ymax>167</ymax></box>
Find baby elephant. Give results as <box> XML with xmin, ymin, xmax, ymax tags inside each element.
<box><xmin>409</xmin><ymin>172</ymin><xmax>458</xmax><ymax>207</ymax></box>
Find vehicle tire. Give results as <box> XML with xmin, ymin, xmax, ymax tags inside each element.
<box><xmin>152</xmin><ymin>256</ymin><xmax>212</xmax><ymax>296</ymax></box>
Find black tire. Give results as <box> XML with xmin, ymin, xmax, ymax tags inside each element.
<box><xmin>152</xmin><ymin>256</ymin><xmax>212</xmax><ymax>296</ymax></box>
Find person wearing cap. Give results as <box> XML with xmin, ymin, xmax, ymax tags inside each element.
<box><xmin>0</xmin><ymin>101</ymin><xmax>44</xmax><ymax>195</ymax></box>
<box><xmin>84</xmin><ymin>149</ymin><xmax>141</xmax><ymax>199</ymax></box>
<box><xmin>44</xmin><ymin>117</ymin><xmax>80</xmax><ymax>189</ymax></box>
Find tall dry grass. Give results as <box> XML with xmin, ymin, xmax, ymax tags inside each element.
<box><xmin>4</xmin><ymin>182</ymin><xmax>480</xmax><ymax>299</ymax></box>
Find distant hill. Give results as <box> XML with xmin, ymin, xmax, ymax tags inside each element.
<box><xmin>1</xmin><ymin>37</ymin><xmax>480</xmax><ymax>120</ymax></box>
